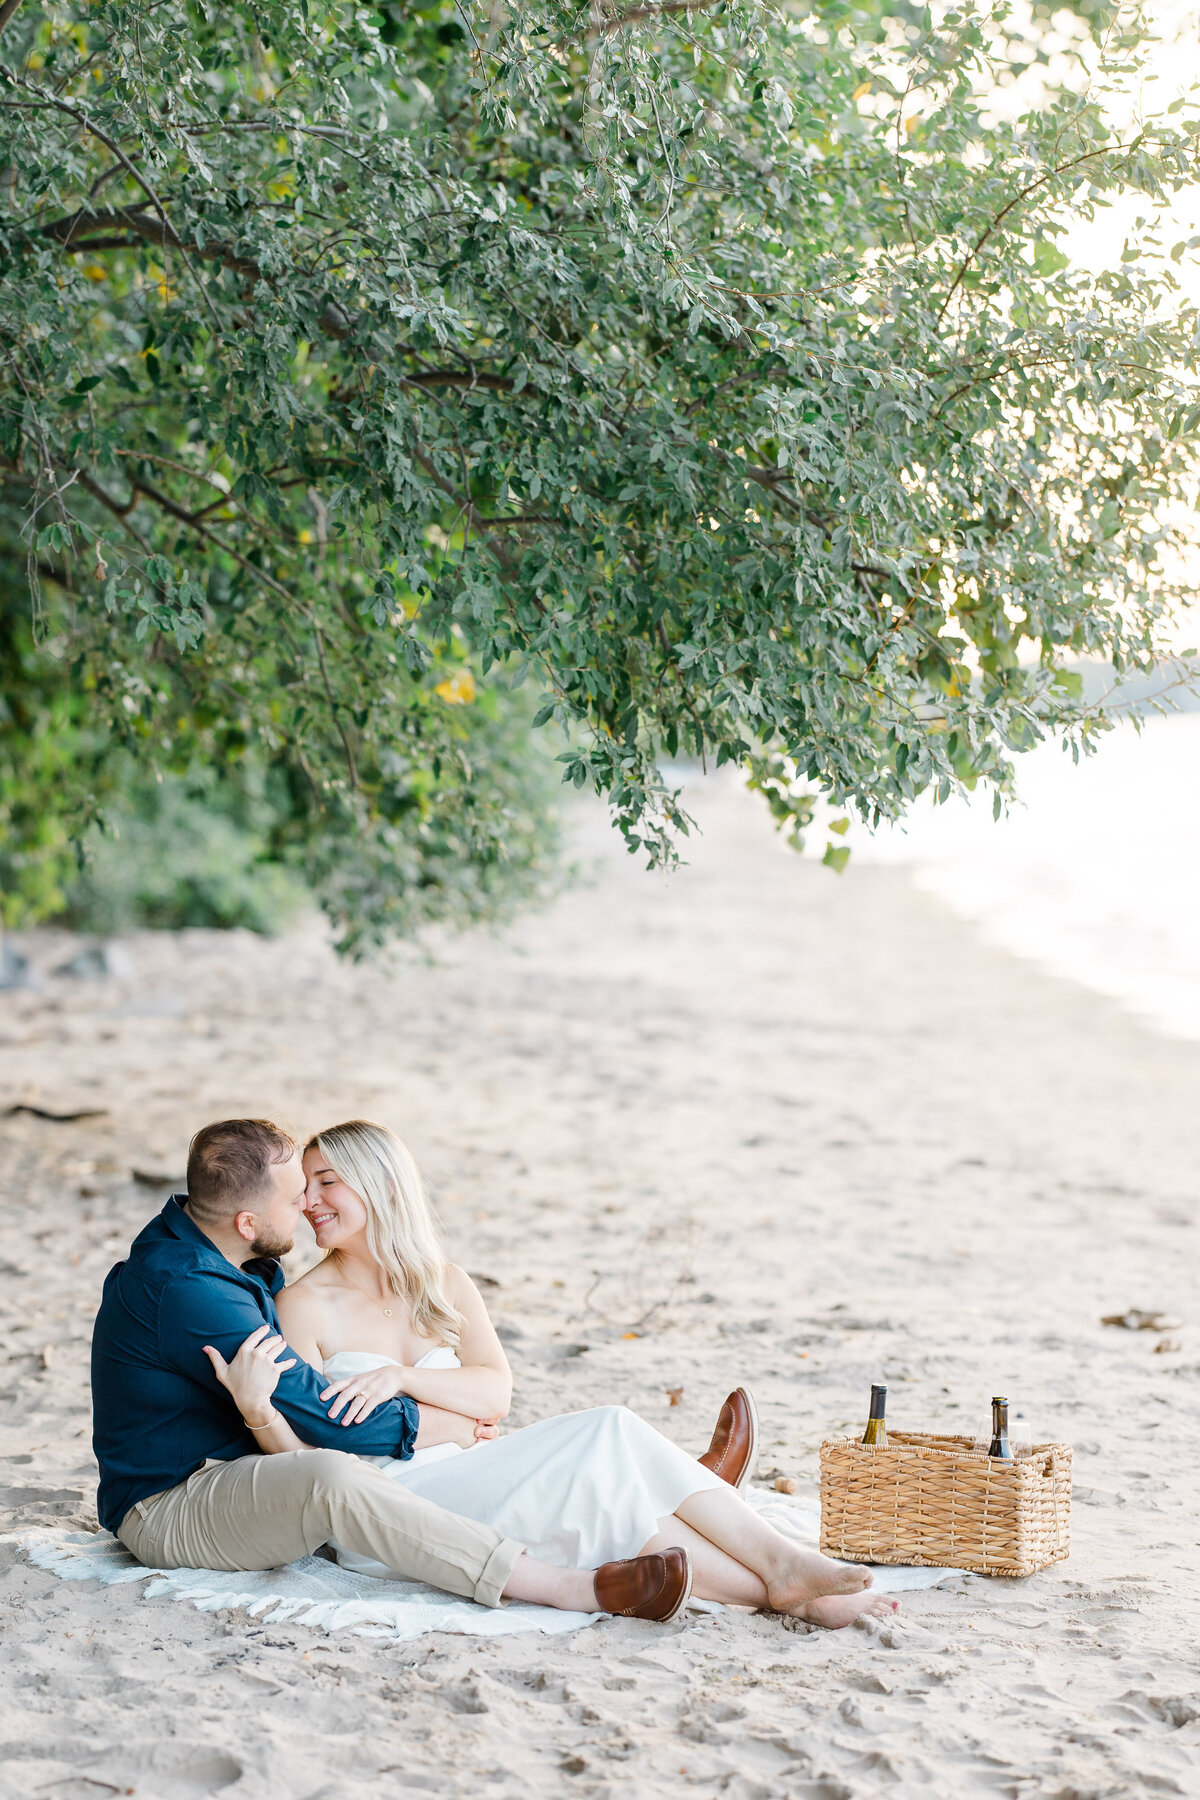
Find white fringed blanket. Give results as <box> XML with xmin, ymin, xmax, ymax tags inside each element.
<box><xmin>8</xmin><ymin>1491</ymin><xmax>953</xmax><ymax>1644</ymax></box>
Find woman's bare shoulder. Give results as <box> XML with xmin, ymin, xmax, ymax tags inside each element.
<box><xmin>444</xmin><ymin>1262</ymin><xmax>482</xmax><ymax>1299</ymax></box>
<box><xmin>280</xmin><ymin>1263</ymin><xmax>341</xmax><ymax>1312</ymax></box>
<box><xmin>444</xmin><ymin>1263</ymin><xmax>501</xmax><ymax>1325</ymax></box>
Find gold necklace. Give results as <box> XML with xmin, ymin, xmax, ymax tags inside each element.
<box><xmin>334</xmin><ymin>1258</ymin><xmax>398</xmax><ymax>1319</ymax></box>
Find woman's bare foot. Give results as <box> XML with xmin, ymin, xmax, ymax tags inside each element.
<box><xmin>797</xmin><ymin>1592</ymin><xmax>900</xmax><ymax>1630</ymax></box>
<box><xmin>764</xmin><ymin>1545</ymin><xmax>873</xmax><ymax>1614</ymax></box>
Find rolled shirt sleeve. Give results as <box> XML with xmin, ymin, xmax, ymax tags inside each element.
<box><xmin>159</xmin><ymin>1268</ymin><xmax>419</xmax><ymax>1460</ymax></box>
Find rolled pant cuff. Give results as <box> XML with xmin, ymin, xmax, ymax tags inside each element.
<box><xmin>474</xmin><ymin>1536</ymin><xmax>525</xmax><ymax>1608</ymax></box>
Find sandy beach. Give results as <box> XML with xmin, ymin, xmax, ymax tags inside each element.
<box><xmin>1</xmin><ymin>774</ymin><xmax>1198</xmax><ymax>1800</ymax></box>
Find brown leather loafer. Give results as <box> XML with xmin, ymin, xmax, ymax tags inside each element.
<box><xmin>698</xmin><ymin>1386</ymin><xmax>759</xmax><ymax>1491</ymax></box>
<box><xmin>593</xmin><ymin>1548</ymin><xmax>692</xmax><ymax>1622</ymax></box>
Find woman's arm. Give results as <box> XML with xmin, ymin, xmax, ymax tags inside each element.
<box><xmin>319</xmin><ymin>1267</ymin><xmax>513</xmax><ymax>1426</ymax></box>
<box><xmin>275</xmin><ymin>1283</ymin><xmax>328</xmax><ymax>1372</ymax></box>
<box><xmin>203</xmin><ymin>1325</ymin><xmax>308</xmax><ymax>1455</ymax></box>
<box><xmin>413</xmin><ymin>1402</ymin><xmax>492</xmax><ymax>1450</ymax></box>
<box><xmin>244</xmin><ymin>1410</ymin><xmax>306</xmax><ymax>1455</ymax></box>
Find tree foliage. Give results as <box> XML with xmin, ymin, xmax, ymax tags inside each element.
<box><xmin>1</xmin><ymin>0</ymin><xmax>1197</xmax><ymax>942</ymax></box>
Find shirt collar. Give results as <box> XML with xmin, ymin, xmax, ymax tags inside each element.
<box><xmin>159</xmin><ymin>1197</ymin><xmax>283</xmax><ymax>1294</ymax></box>
<box><xmin>243</xmin><ymin>1255</ymin><xmax>285</xmax><ymax>1293</ymax></box>
<box><xmin>162</xmin><ymin>1195</ymin><xmax>215</xmax><ymax>1247</ymax></box>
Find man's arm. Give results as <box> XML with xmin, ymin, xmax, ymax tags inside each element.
<box><xmin>160</xmin><ymin>1268</ymin><xmax>418</xmax><ymax>1458</ymax></box>
<box><xmin>203</xmin><ymin>1325</ymin><xmax>309</xmax><ymax>1454</ymax></box>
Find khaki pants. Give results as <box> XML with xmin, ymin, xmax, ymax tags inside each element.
<box><xmin>117</xmin><ymin>1448</ymin><xmax>523</xmax><ymax>1608</ymax></box>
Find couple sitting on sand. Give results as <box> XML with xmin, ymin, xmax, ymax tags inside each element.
<box><xmin>91</xmin><ymin>1117</ymin><xmax>897</xmax><ymax>1629</ymax></box>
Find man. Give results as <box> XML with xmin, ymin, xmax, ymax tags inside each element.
<box><xmin>91</xmin><ymin>1117</ymin><xmax>692</xmax><ymax>1621</ymax></box>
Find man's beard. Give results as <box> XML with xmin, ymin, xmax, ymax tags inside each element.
<box><xmin>248</xmin><ymin>1227</ymin><xmax>295</xmax><ymax>1260</ymax></box>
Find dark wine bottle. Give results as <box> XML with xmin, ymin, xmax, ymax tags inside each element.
<box><xmin>862</xmin><ymin>1383</ymin><xmax>888</xmax><ymax>1447</ymax></box>
<box><xmin>988</xmin><ymin>1395</ymin><xmax>1013</xmax><ymax>1462</ymax></box>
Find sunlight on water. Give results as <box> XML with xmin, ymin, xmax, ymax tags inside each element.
<box><xmin>847</xmin><ymin>715</ymin><xmax>1200</xmax><ymax>1042</ymax></box>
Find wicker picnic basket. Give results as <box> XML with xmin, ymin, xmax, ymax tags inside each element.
<box><xmin>819</xmin><ymin>1431</ymin><xmax>1072</xmax><ymax>1577</ymax></box>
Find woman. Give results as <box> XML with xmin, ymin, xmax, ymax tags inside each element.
<box><xmin>209</xmin><ymin>1119</ymin><xmax>897</xmax><ymax>1629</ymax></box>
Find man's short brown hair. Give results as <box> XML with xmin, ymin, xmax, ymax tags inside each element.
<box><xmin>186</xmin><ymin>1119</ymin><xmax>298</xmax><ymax>1223</ymax></box>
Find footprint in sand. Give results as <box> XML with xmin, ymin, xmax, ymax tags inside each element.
<box><xmin>68</xmin><ymin>1747</ymin><xmax>243</xmax><ymax>1798</ymax></box>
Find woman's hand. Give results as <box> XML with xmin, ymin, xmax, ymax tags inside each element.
<box><xmin>474</xmin><ymin>1418</ymin><xmax>500</xmax><ymax>1442</ymax></box>
<box><xmin>204</xmin><ymin>1324</ymin><xmax>296</xmax><ymax>1425</ymax></box>
<box><xmin>319</xmin><ymin>1362</ymin><xmax>409</xmax><ymax>1425</ymax></box>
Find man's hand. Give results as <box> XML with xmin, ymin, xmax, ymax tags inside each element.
<box><xmin>204</xmin><ymin>1324</ymin><xmax>296</xmax><ymax>1424</ymax></box>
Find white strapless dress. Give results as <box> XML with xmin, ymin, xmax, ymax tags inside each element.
<box><xmin>322</xmin><ymin>1347</ymin><xmax>724</xmax><ymax>1579</ymax></box>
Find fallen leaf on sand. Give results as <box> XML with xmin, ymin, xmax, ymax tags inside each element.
<box><xmin>7</xmin><ymin>1103</ymin><xmax>108</xmax><ymax>1123</ymax></box>
<box><xmin>1153</xmin><ymin>1339</ymin><xmax>1182</xmax><ymax>1354</ymax></box>
<box><xmin>666</xmin><ymin>1386</ymin><xmax>684</xmax><ymax>1406</ymax></box>
<box><xmin>1101</xmin><ymin>1308</ymin><xmax>1180</xmax><ymax>1332</ymax></box>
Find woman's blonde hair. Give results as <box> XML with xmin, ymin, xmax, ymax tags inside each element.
<box><xmin>305</xmin><ymin>1120</ymin><xmax>463</xmax><ymax>1350</ymax></box>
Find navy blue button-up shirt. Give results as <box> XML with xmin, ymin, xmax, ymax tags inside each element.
<box><xmin>91</xmin><ymin>1197</ymin><xmax>418</xmax><ymax>1533</ymax></box>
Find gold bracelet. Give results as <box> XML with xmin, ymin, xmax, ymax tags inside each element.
<box><xmin>243</xmin><ymin>1408</ymin><xmax>279</xmax><ymax>1431</ymax></box>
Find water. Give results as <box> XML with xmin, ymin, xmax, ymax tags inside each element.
<box><xmin>846</xmin><ymin>714</ymin><xmax>1200</xmax><ymax>1043</ymax></box>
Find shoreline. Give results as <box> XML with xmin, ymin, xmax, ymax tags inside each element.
<box><xmin>845</xmin><ymin>712</ymin><xmax>1200</xmax><ymax>1047</ymax></box>
<box><xmin>1</xmin><ymin>777</ymin><xmax>1197</xmax><ymax>1799</ymax></box>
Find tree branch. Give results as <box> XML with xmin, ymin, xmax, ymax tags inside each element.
<box><xmin>39</xmin><ymin>206</ymin><xmax>261</xmax><ymax>278</ymax></box>
<box><xmin>938</xmin><ymin>144</ymin><xmax>1120</xmax><ymax>323</ymax></box>
<box><xmin>113</xmin><ymin>448</ymin><xmax>233</xmax><ymax>493</ymax></box>
<box><xmin>313</xmin><ymin>626</ymin><xmax>359</xmax><ymax>789</ymax></box>
<box><xmin>74</xmin><ymin>466</ymin><xmax>299</xmax><ymax>605</ymax></box>
<box><xmin>74</xmin><ymin>470</ymin><xmax>155</xmax><ymax>553</ymax></box>
<box><xmin>584</xmin><ymin>0</ymin><xmax>722</xmax><ymax>37</ymax></box>
<box><xmin>72</xmin><ymin>469</ymin><xmax>361</xmax><ymax>789</ymax></box>
<box><xmin>405</xmin><ymin>369</ymin><xmax>518</xmax><ymax>392</ymax></box>
<box><xmin>2</xmin><ymin>74</ymin><xmax>224</xmax><ymax>327</ymax></box>
<box><xmin>476</xmin><ymin>513</ymin><xmax>561</xmax><ymax>524</ymax></box>
<box><xmin>134</xmin><ymin>476</ymin><xmax>300</xmax><ymax>601</ymax></box>
<box><xmin>409</xmin><ymin>439</ymin><xmax>522</xmax><ymax>581</ymax></box>
<box><xmin>38</xmin><ymin>206</ymin><xmax>360</xmax><ymax>342</ymax></box>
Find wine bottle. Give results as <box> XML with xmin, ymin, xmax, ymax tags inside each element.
<box><xmin>862</xmin><ymin>1383</ymin><xmax>888</xmax><ymax>1447</ymax></box>
<box><xmin>988</xmin><ymin>1395</ymin><xmax>1013</xmax><ymax>1462</ymax></box>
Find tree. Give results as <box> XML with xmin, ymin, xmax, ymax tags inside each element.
<box><xmin>1</xmin><ymin>0</ymin><xmax>1197</xmax><ymax>944</ymax></box>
